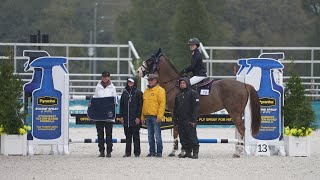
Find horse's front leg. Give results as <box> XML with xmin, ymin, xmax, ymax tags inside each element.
<box><xmin>233</xmin><ymin>141</ymin><xmax>244</xmax><ymax>158</ymax></box>
<box><xmin>168</xmin><ymin>124</ymin><xmax>180</xmax><ymax>157</ymax></box>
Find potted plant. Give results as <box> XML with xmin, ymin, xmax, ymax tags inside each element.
<box><xmin>283</xmin><ymin>66</ymin><xmax>317</xmax><ymax>157</ymax></box>
<box><xmin>0</xmin><ymin>57</ymin><xmax>29</xmax><ymax>156</ymax></box>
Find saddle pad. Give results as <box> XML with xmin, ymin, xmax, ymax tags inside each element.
<box><xmin>196</xmin><ymin>80</ymin><xmax>213</xmax><ymax>96</ymax></box>
<box><xmin>87</xmin><ymin>97</ymin><xmax>116</xmax><ymax>121</ymax></box>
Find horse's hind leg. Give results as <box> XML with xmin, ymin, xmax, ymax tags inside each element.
<box><xmin>230</xmin><ymin>113</ymin><xmax>245</xmax><ymax>158</ymax></box>
<box><xmin>168</xmin><ymin>125</ymin><xmax>179</xmax><ymax>157</ymax></box>
<box><xmin>231</xmin><ymin>113</ymin><xmax>245</xmax><ymax>139</ymax></box>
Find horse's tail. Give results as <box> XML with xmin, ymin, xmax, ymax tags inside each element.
<box><xmin>245</xmin><ymin>84</ymin><xmax>261</xmax><ymax>137</ymax></box>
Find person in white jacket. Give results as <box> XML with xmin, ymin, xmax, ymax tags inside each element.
<box><xmin>94</xmin><ymin>71</ymin><xmax>118</xmax><ymax>157</ymax></box>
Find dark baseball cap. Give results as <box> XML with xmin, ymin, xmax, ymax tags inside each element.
<box><xmin>147</xmin><ymin>74</ymin><xmax>159</xmax><ymax>80</ymax></box>
<box><xmin>101</xmin><ymin>71</ymin><xmax>110</xmax><ymax>77</ymax></box>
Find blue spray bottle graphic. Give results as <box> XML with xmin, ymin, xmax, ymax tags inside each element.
<box><xmin>236</xmin><ymin>59</ymin><xmax>249</xmax><ymax>82</ymax></box>
<box><xmin>30</xmin><ymin>57</ymin><xmax>67</xmax><ymax>139</ymax></box>
<box><xmin>271</xmin><ymin>70</ymin><xmax>284</xmax><ymax>140</ymax></box>
<box><xmin>23</xmin><ymin>51</ymin><xmax>50</xmax><ymax>94</ymax></box>
<box><xmin>246</xmin><ymin>58</ymin><xmax>284</xmax><ymax>140</ymax></box>
<box><xmin>23</xmin><ymin>50</ymin><xmax>50</xmax><ymax>140</ymax></box>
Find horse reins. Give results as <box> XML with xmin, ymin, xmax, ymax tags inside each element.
<box><xmin>144</xmin><ymin>54</ymin><xmax>181</xmax><ymax>95</ymax></box>
<box><xmin>159</xmin><ymin>76</ymin><xmax>180</xmax><ymax>95</ymax></box>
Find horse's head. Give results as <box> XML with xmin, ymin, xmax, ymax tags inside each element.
<box><xmin>136</xmin><ymin>48</ymin><xmax>162</xmax><ymax>77</ymax></box>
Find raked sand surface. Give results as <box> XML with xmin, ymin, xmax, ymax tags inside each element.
<box><xmin>0</xmin><ymin>127</ymin><xmax>319</xmax><ymax>180</ymax></box>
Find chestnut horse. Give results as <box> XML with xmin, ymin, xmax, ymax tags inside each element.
<box><xmin>136</xmin><ymin>49</ymin><xmax>261</xmax><ymax>157</ymax></box>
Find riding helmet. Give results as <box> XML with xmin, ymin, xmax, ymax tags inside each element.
<box><xmin>187</xmin><ymin>38</ymin><xmax>200</xmax><ymax>47</ymax></box>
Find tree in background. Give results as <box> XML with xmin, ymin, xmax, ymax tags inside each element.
<box><xmin>115</xmin><ymin>0</ymin><xmax>177</xmax><ymax>60</ymax></box>
<box><xmin>169</xmin><ymin>0</ymin><xmax>210</xmax><ymax>69</ymax></box>
<box><xmin>301</xmin><ymin>0</ymin><xmax>320</xmax><ymax>51</ymax></box>
<box><xmin>0</xmin><ymin>0</ymin><xmax>92</xmax><ymax>44</ymax></box>
<box><xmin>39</xmin><ymin>0</ymin><xmax>91</xmax><ymax>43</ymax></box>
<box><xmin>283</xmin><ymin>64</ymin><xmax>316</xmax><ymax>131</ymax></box>
<box><xmin>0</xmin><ymin>0</ymin><xmax>50</xmax><ymax>42</ymax></box>
<box><xmin>0</xmin><ymin>0</ymin><xmax>319</xmax><ymax>79</ymax></box>
<box><xmin>115</xmin><ymin>0</ymin><xmax>211</xmax><ymax>69</ymax></box>
<box><xmin>0</xmin><ymin>56</ymin><xmax>27</xmax><ymax>135</ymax></box>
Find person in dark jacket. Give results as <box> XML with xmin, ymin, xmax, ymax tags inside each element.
<box><xmin>173</xmin><ymin>77</ymin><xmax>200</xmax><ymax>159</ymax></box>
<box><xmin>181</xmin><ymin>38</ymin><xmax>207</xmax><ymax>85</ymax></box>
<box><xmin>119</xmin><ymin>76</ymin><xmax>143</xmax><ymax>157</ymax></box>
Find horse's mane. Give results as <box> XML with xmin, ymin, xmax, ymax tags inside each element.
<box><xmin>160</xmin><ymin>54</ymin><xmax>180</xmax><ymax>75</ymax></box>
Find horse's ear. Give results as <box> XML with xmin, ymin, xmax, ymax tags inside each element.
<box><xmin>156</xmin><ymin>48</ymin><xmax>162</xmax><ymax>57</ymax></box>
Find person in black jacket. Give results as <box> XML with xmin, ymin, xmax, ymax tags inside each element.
<box><xmin>173</xmin><ymin>77</ymin><xmax>200</xmax><ymax>159</ymax></box>
<box><xmin>119</xmin><ymin>76</ymin><xmax>143</xmax><ymax>157</ymax></box>
<box><xmin>181</xmin><ymin>38</ymin><xmax>207</xmax><ymax>85</ymax></box>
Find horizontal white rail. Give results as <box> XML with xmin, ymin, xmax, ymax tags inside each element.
<box><xmin>67</xmin><ymin>57</ymin><xmax>132</xmax><ymax>61</ymax></box>
<box><xmin>204</xmin><ymin>59</ymin><xmax>320</xmax><ymax>63</ymax></box>
<box><xmin>203</xmin><ymin>46</ymin><xmax>320</xmax><ymax>50</ymax></box>
<box><xmin>0</xmin><ymin>42</ymin><xmax>129</xmax><ymax>48</ymax></box>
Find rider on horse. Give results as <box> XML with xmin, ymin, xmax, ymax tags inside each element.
<box><xmin>181</xmin><ymin>38</ymin><xmax>207</xmax><ymax>86</ymax></box>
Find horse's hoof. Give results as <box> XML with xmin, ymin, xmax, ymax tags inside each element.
<box><xmin>168</xmin><ymin>153</ymin><xmax>175</xmax><ymax>157</ymax></box>
<box><xmin>232</xmin><ymin>154</ymin><xmax>240</xmax><ymax>158</ymax></box>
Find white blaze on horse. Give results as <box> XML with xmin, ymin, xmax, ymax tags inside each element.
<box><xmin>136</xmin><ymin>48</ymin><xmax>261</xmax><ymax>158</ymax></box>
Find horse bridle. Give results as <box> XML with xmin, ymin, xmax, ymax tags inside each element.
<box><xmin>141</xmin><ymin>54</ymin><xmax>160</xmax><ymax>76</ymax></box>
<box><xmin>142</xmin><ymin>54</ymin><xmax>181</xmax><ymax>94</ymax></box>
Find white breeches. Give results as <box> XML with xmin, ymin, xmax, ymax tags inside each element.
<box><xmin>190</xmin><ymin>76</ymin><xmax>207</xmax><ymax>85</ymax></box>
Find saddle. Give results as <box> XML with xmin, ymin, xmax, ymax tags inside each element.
<box><xmin>192</xmin><ymin>77</ymin><xmax>214</xmax><ymax>96</ymax></box>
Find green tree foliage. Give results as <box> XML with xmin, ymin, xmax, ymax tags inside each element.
<box><xmin>0</xmin><ymin>0</ymin><xmax>319</xmax><ymax>76</ymax></box>
<box><xmin>39</xmin><ymin>0</ymin><xmax>92</xmax><ymax>43</ymax></box>
<box><xmin>0</xmin><ymin>0</ymin><xmax>317</xmax><ymax>47</ymax></box>
<box><xmin>220</xmin><ymin>0</ymin><xmax>311</xmax><ymax>47</ymax></box>
<box><xmin>0</xmin><ymin>57</ymin><xmax>26</xmax><ymax>134</ymax></box>
<box><xmin>115</xmin><ymin>0</ymin><xmax>211</xmax><ymax>69</ymax></box>
<box><xmin>114</xmin><ymin>0</ymin><xmax>177</xmax><ymax>60</ymax></box>
<box><xmin>301</xmin><ymin>0</ymin><xmax>320</xmax><ymax>55</ymax></box>
<box><xmin>169</xmin><ymin>0</ymin><xmax>210</xmax><ymax>69</ymax></box>
<box><xmin>283</xmin><ymin>66</ymin><xmax>316</xmax><ymax>129</ymax></box>
<box><xmin>0</xmin><ymin>0</ymin><xmax>92</xmax><ymax>43</ymax></box>
<box><xmin>0</xmin><ymin>0</ymin><xmax>49</xmax><ymax>42</ymax></box>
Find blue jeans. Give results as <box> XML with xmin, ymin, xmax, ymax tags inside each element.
<box><xmin>146</xmin><ymin>116</ymin><xmax>163</xmax><ymax>155</ymax></box>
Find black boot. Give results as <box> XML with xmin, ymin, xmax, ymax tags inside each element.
<box><xmin>98</xmin><ymin>151</ymin><xmax>105</xmax><ymax>157</ymax></box>
<box><xmin>177</xmin><ymin>148</ymin><xmax>185</xmax><ymax>158</ymax></box>
<box><xmin>192</xmin><ymin>148</ymin><xmax>199</xmax><ymax>159</ymax></box>
<box><xmin>192</xmin><ymin>153</ymin><xmax>198</xmax><ymax>159</ymax></box>
<box><xmin>179</xmin><ymin>150</ymin><xmax>192</xmax><ymax>158</ymax></box>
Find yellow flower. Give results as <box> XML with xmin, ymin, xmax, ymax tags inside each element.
<box><xmin>285</xmin><ymin>126</ymin><xmax>314</xmax><ymax>137</ymax></box>
<box><xmin>306</xmin><ymin>128</ymin><xmax>313</xmax><ymax>136</ymax></box>
<box><xmin>284</xmin><ymin>129</ymin><xmax>290</xmax><ymax>135</ymax></box>
<box><xmin>18</xmin><ymin>128</ymin><xmax>27</xmax><ymax>135</ymax></box>
<box><xmin>290</xmin><ymin>128</ymin><xmax>297</xmax><ymax>135</ymax></box>
<box><xmin>24</xmin><ymin>125</ymin><xmax>31</xmax><ymax>131</ymax></box>
<box><xmin>0</xmin><ymin>126</ymin><xmax>4</xmax><ymax>135</ymax></box>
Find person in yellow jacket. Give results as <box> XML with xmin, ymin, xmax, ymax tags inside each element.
<box><xmin>141</xmin><ymin>74</ymin><xmax>166</xmax><ymax>157</ymax></box>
